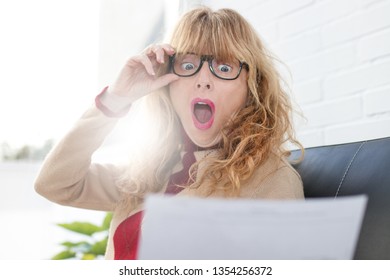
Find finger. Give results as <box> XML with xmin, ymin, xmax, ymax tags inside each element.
<box><xmin>133</xmin><ymin>54</ymin><xmax>156</xmax><ymax>76</ymax></box>
<box><xmin>146</xmin><ymin>44</ymin><xmax>175</xmax><ymax>64</ymax></box>
<box><xmin>146</xmin><ymin>44</ymin><xmax>175</xmax><ymax>55</ymax></box>
<box><xmin>151</xmin><ymin>73</ymin><xmax>179</xmax><ymax>91</ymax></box>
<box><xmin>155</xmin><ymin>47</ymin><xmax>166</xmax><ymax>64</ymax></box>
<box><xmin>160</xmin><ymin>44</ymin><xmax>176</xmax><ymax>55</ymax></box>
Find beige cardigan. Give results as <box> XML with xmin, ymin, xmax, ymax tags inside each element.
<box><xmin>34</xmin><ymin>105</ymin><xmax>304</xmax><ymax>259</ymax></box>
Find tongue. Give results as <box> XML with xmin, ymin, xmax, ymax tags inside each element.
<box><xmin>194</xmin><ymin>104</ymin><xmax>212</xmax><ymax>123</ymax></box>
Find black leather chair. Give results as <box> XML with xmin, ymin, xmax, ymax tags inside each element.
<box><xmin>290</xmin><ymin>137</ymin><xmax>390</xmax><ymax>259</ymax></box>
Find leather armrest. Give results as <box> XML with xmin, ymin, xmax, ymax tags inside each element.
<box><xmin>290</xmin><ymin>137</ymin><xmax>390</xmax><ymax>259</ymax></box>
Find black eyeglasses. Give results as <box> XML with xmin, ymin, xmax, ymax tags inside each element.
<box><xmin>169</xmin><ymin>53</ymin><xmax>247</xmax><ymax>80</ymax></box>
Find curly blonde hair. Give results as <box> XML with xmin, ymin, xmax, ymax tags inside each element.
<box><xmin>117</xmin><ymin>7</ymin><xmax>303</xmax><ymax>198</ymax></box>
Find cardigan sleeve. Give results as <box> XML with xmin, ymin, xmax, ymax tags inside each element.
<box><xmin>34</xmin><ymin>105</ymin><xmax>125</xmax><ymax>211</ymax></box>
<box><xmin>249</xmin><ymin>157</ymin><xmax>304</xmax><ymax>200</ymax></box>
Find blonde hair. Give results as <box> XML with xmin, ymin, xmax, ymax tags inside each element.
<box><xmin>117</xmin><ymin>7</ymin><xmax>303</xmax><ymax>199</ymax></box>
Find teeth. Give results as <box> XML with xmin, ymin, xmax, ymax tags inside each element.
<box><xmin>197</xmin><ymin>102</ymin><xmax>207</xmax><ymax>105</ymax></box>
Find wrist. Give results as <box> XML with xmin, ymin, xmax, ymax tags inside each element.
<box><xmin>95</xmin><ymin>86</ymin><xmax>132</xmax><ymax>118</ymax></box>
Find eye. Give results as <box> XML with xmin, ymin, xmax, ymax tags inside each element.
<box><xmin>217</xmin><ymin>64</ymin><xmax>232</xmax><ymax>73</ymax></box>
<box><xmin>181</xmin><ymin>62</ymin><xmax>195</xmax><ymax>71</ymax></box>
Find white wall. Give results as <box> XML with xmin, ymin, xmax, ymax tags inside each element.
<box><xmin>0</xmin><ymin>162</ymin><xmax>105</xmax><ymax>260</ymax></box>
<box><xmin>0</xmin><ymin>0</ymin><xmax>104</xmax><ymax>260</ymax></box>
<box><xmin>199</xmin><ymin>0</ymin><xmax>390</xmax><ymax>147</ymax></box>
<box><xmin>98</xmin><ymin>0</ymin><xmax>180</xmax><ymax>88</ymax></box>
<box><xmin>0</xmin><ymin>0</ymin><xmax>100</xmax><ymax>147</ymax></box>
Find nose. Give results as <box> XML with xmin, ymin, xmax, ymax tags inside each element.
<box><xmin>195</xmin><ymin>63</ymin><xmax>213</xmax><ymax>90</ymax></box>
<box><xmin>197</xmin><ymin>83</ymin><xmax>211</xmax><ymax>89</ymax></box>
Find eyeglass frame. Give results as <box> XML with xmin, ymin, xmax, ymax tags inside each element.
<box><xmin>169</xmin><ymin>54</ymin><xmax>248</xmax><ymax>81</ymax></box>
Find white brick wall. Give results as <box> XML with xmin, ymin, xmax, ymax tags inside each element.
<box><xmin>200</xmin><ymin>0</ymin><xmax>390</xmax><ymax>147</ymax></box>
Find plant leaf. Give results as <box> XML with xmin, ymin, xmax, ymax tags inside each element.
<box><xmin>51</xmin><ymin>250</ymin><xmax>76</xmax><ymax>260</ymax></box>
<box><xmin>101</xmin><ymin>212</ymin><xmax>113</xmax><ymax>230</ymax></box>
<box><xmin>88</xmin><ymin>237</ymin><xmax>108</xmax><ymax>256</ymax></box>
<box><xmin>60</xmin><ymin>241</ymin><xmax>90</xmax><ymax>248</ymax></box>
<box><xmin>57</xmin><ymin>222</ymin><xmax>103</xmax><ymax>236</ymax></box>
<box><xmin>81</xmin><ymin>253</ymin><xmax>96</xmax><ymax>260</ymax></box>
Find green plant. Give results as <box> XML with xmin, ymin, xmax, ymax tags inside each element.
<box><xmin>52</xmin><ymin>212</ymin><xmax>112</xmax><ymax>260</ymax></box>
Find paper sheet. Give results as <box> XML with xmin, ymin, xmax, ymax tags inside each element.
<box><xmin>138</xmin><ymin>194</ymin><xmax>367</xmax><ymax>260</ymax></box>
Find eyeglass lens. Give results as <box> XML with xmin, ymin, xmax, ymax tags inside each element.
<box><xmin>172</xmin><ymin>54</ymin><xmax>242</xmax><ymax>79</ymax></box>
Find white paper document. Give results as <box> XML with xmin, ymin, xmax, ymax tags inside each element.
<box><xmin>138</xmin><ymin>194</ymin><xmax>367</xmax><ymax>260</ymax></box>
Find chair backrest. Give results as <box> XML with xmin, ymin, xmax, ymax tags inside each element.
<box><xmin>290</xmin><ymin>137</ymin><xmax>390</xmax><ymax>259</ymax></box>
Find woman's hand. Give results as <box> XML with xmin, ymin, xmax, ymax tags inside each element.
<box><xmin>108</xmin><ymin>44</ymin><xmax>179</xmax><ymax>102</ymax></box>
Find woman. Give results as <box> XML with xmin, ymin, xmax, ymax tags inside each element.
<box><xmin>35</xmin><ymin>7</ymin><xmax>304</xmax><ymax>260</ymax></box>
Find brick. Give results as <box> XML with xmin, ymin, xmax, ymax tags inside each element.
<box><xmin>272</xmin><ymin>30</ymin><xmax>321</xmax><ymax>61</ymax></box>
<box><xmin>359</xmin><ymin>0</ymin><xmax>385</xmax><ymax>8</ymax></box>
<box><xmin>280</xmin><ymin>0</ymin><xmax>359</xmax><ymax>37</ymax></box>
<box><xmin>245</xmin><ymin>0</ymin><xmax>314</xmax><ymax>25</ymax></box>
<box><xmin>324</xmin><ymin>60</ymin><xmax>390</xmax><ymax>98</ymax></box>
<box><xmin>202</xmin><ymin>0</ymin><xmax>267</xmax><ymax>11</ymax></box>
<box><xmin>296</xmin><ymin>129</ymin><xmax>324</xmax><ymax>148</ymax></box>
<box><xmin>324</xmin><ymin>117</ymin><xmax>390</xmax><ymax>145</ymax></box>
<box><xmin>322</xmin><ymin>1</ymin><xmax>390</xmax><ymax>47</ymax></box>
<box><xmin>288</xmin><ymin>43</ymin><xmax>355</xmax><ymax>82</ymax></box>
<box><xmin>293</xmin><ymin>79</ymin><xmax>322</xmax><ymax>105</ymax></box>
<box><xmin>292</xmin><ymin>107</ymin><xmax>307</xmax><ymax>129</ymax></box>
<box><xmin>358</xmin><ymin>28</ymin><xmax>390</xmax><ymax>62</ymax></box>
<box><xmin>301</xmin><ymin>96</ymin><xmax>362</xmax><ymax>128</ymax></box>
<box><xmin>257</xmin><ymin>23</ymin><xmax>278</xmax><ymax>45</ymax></box>
<box><xmin>363</xmin><ymin>86</ymin><xmax>390</xmax><ymax>115</ymax></box>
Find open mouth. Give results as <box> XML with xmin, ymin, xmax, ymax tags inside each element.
<box><xmin>194</xmin><ymin>102</ymin><xmax>212</xmax><ymax>123</ymax></box>
<box><xmin>191</xmin><ymin>98</ymin><xmax>215</xmax><ymax>130</ymax></box>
